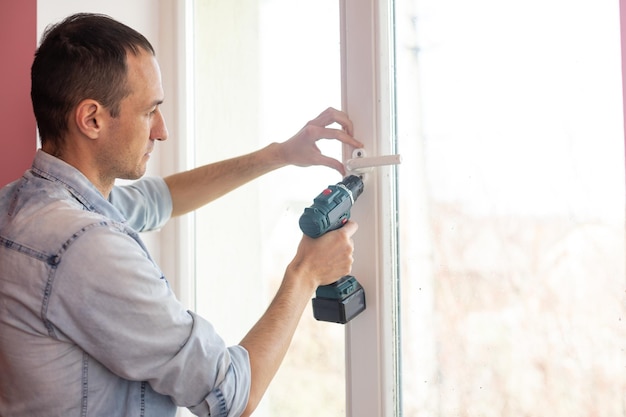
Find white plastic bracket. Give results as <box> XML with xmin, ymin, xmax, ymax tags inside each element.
<box><xmin>345</xmin><ymin>148</ymin><xmax>402</xmax><ymax>174</ymax></box>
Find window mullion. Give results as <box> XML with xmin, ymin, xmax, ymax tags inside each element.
<box><xmin>341</xmin><ymin>0</ymin><xmax>399</xmax><ymax>416</ymax></box>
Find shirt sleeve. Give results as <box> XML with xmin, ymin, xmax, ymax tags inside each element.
<box><xmin>108</xmin><ymin>177</ymin><xmax>173</xmax><ymax>232</ymax></box>
<box><xmin>45</xmin><ymin>220</ymin><xmax>250</xmax><ymax>417</ymax></box>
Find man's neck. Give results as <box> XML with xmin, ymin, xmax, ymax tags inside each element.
<box><xmin>41</xmin><ymin>145</ymin><xmax>114</xmax><ymax>199</ymax></box>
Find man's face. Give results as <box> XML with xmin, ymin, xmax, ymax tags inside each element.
<box><xmin>100</xmin><ymin>49</ymin><xmax>168</xmax><ymax>181</ymax></box>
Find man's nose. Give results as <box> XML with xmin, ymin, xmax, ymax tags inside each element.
<box><xmin>152</xmin><ymin>109</ymin><xmax>168</xmax><ymax>141</ymax></box>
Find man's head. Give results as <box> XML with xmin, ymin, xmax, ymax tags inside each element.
<box><xmin>31</xmin><ymin>13</ymin><xmax>156</xmax><ymax>155</ymax></box>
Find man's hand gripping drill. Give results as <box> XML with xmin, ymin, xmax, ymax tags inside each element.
<box><xmin>298</xmin><ymin>175</ymin><xmax>366</xmax><ymax>324</ymax></box>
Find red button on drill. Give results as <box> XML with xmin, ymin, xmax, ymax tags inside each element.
<box><xmin>322</xmin><ymin>188</ymin><xmax>333</xmax><ymax>195</ymax></box>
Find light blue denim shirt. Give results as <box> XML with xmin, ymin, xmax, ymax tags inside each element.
<box><xmin>0</xmin><ymin>150</ymin><xmax>250</xmax><ymax>417</ymax></box>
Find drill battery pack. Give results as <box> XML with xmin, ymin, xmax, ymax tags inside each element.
<box><xmin>312</xmin><ymin>275</ymin><xmax>366</xmax><ymax>324</ymax></box>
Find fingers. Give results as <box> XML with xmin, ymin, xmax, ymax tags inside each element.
<box><xmin>316</xmin><ymin>126</ymin><xmax>363</xmax><ymax>149</ymax></box>
<box><xmin>339</xmin><ymin>220</ymin><xmax>359</xmax><ymax>238</ymax></box>
<box><xmin>319</xmin><ymin>221</ymin><xmax>358</xmax><ymax>277</ymax></box>
<box><xmin>314</xmin><ymin>154</ymin><xmax>346</xmax><ymax>176</ymax></box>
<box><xmin>316</xmin><ymin>222</ymin><xmax>358</xmax><ymax>283</ymax></box>
<box><xmin>307</xmin><ymin>108</ymin><xmax>363</xmax><ymax>149</ymax></box>
<box><xmin>296</xmin><ymin>124</ymin><xmax>361</xmax><ymax>175</ymax></box>
<box><xmin>309</xmin><ymin>107</ymin><xmax>353</xmax><ymax>135</ymax></box>
<box><xmin>291</xmin><ymin>220</ymin><xmax>359</xmax><ymax>288</ymax></box>
<box><xmin>279</xmin><ymin>107</ymin><xmax>363</xmax><ymax>174</ymax></box>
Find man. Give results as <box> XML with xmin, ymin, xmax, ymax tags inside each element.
<box><xmin>0</xmin><ymin>13</ymin><xmax>361</xmax><ymax>417</ymax></box>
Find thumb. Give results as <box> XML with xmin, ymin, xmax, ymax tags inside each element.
<box><xmin>340</xmin><ymin>220</ymin><xmax>359</xmax><ymax>238</ymax></box>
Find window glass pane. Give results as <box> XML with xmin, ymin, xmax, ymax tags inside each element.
<box><xmin>396</xmin><ymin>0</ymin><xmax>625</xmax><ymax>415</ymax></box>
<box><xmin>193</xmin><ymin>1</ymin><xmax>344</xmax><ymax>416</ymax></box>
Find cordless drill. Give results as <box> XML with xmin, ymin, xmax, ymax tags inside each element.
<box><xmin>299</xmin><ymin>175</ymin><xmax>366</xmax><ymax>324</ymax></box>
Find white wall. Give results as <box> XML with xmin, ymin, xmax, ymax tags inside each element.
<box><xmin>37</xmin><ymin>1</ymin><xmax>160</xmax><ymax>39</ymax></box>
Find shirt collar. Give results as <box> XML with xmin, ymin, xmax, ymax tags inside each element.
<box><xmin>31</xmin><ymin>150</ymin><xmax>127</xmax><ymax>223</ymax></box>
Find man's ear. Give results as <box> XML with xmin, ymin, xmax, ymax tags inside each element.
<box><xmin>74</xmin><ymin>99</ymin><xmax>104</xmax><ymax>139</ymax></box>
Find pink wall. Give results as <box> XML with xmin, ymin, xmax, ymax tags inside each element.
<box><xmin>0</xmin><ymin>1</ymin><xmax>37</xmax><ymax>187</ymax></box>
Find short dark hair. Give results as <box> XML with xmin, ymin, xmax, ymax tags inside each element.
<box><xmin>31</xmin><ymin>13</ymin><xmax>155</xmax><ymax>152</ymax></box>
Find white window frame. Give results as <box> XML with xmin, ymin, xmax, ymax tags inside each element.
<box><xmin>157</xmin><ymin>0</ymin><xmax>196</xmax><ymax>312</ymax></box>
<box><xmin>87</xmin><ymin>1</ymin><xmax>626</xmax><ymax>416</ymax></box>
<box><xmin>340</xmin><ymin>1</ymin><xmax>399</xmax><ymax>416</ymax></box>
<box><xmin>164</xmin><ymin>1</ymin><xmax>400</xmax><ymax>416</ymax></box>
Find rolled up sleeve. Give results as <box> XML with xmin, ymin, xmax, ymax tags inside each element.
<box><xmin>46</xmin><ymin>221</ymin><xmax>250</xmax><ymax>416</ymax></box>
<box><xmin>109</xmin><ymin>177</ymin><xmax>173</xmax><ymax>232</ymax></box>
<box><xmin>184</xmin><ymin>329</ymin><xmax>250</xmax><ymax>417</ymax></box>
